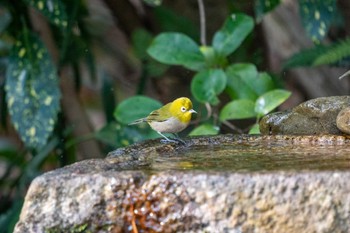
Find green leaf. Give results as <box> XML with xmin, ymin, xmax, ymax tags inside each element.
<box><xmin>219</xmin><ymin>99</ymin><xmax>256</xmax><ymax>121</ymax></box>
<box><xmin>248</xmin><ymin>123</ymin><xmax>260</xmax><ymax>134</ymax></box>
<box><xmin>191</xmin><ymin>69</ymin><xmax>227</xmax><ymax>105</ymax></box>
<box><xmin>147</xmin><ymin>32</ymin><xmax>205</xmax><ymax>71</ymax></box>
<box><xmin>95</xmin><ymin>122</ymin><xmax>159</xmax><ymax>147</ymax></box>
<box><xmin>254</xmin><ymin>89</ymin><xmax>291</xmax><ymax>116</ymax></box>
<box><xmin>253</xmin><ymin>72</ymin><xmax>275</xmax><ymax>95</ymax></box>
<box><xmin>5</xmin><ymin>32</ymin><xmax>61</xmax><ymax>150</ymax></box>
<box><xmin>212</xmin><ymin>13</ymin><xmax>254</xmax><ymax>57</ymax></box>
<box><xmin>298</xmin><ymin>0</ymin><xmax>337</xmax><ymax>42</ymax></box>
<box><xmin>225</xmin><ymin>63</ymin><xmax>258</xmax><ymax>101</ymax></box>
<box><xmin>255</xmin><ymin>0</ymin><xmax>281</xmax><ymax>22</ymax></box>
<box><xmin>200</xmin><ymin>46</ymin><xmax>228</xmax><ymax>68</ymax></box>
<box><xmin>24</xmin><ymin>0</ymin><xmax>68</xmax><ymax>29</ymax></box>
<box><xmin>94</xmin><ymin>122</ymin><xmax>120</xmax><ymax>147</ymax></box>
<box><xmin>313</xmin><ymin>39</ymin><xmax>350</xmax><ymax>66</ymax></box>
<box><xmin>283</xmin><ymin>38</ymin><xmax>350</xmax><ymax>69</ymax></box>
<box><xmin>132</xmin><ymin>28</ymin><xmax>154</xmax><ymax>60</ymax></box>
<box><xmin>131</xmin><ymin>29</ymin><xmax>168</xmax><ymax>77</ymax></box>
<box><xmin>114</xmin><ymin>96</ymin><xmax>162</xmax><ymax>125</ymax></box>
<box><xmin>189</xmin><ymin>123</ymin><xmax>219</xmax><ymax>136</ymax></box>
<box><xmin>283</xmin><ymin>44</ymin><xmax>329</xmax><ymax>69</ymax></box>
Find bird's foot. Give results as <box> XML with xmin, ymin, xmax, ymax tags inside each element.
<box><xmin>160</xmin><ymin>138</ymin><xmax>186</xmax><ymax>145</ymax></box>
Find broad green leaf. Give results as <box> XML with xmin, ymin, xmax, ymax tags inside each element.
<box><xmin>95</xmin><ymin>122</ymin><xmax>159</xmax><ymax>147</ymax></box>
<box><xmin>248</xmin><ymin>123</ymin><xmax>260</xmax><ymax>134</ymax></box>
<box><xmin>5</xmin><ymin>32</ymin><xmax>61</xmax><ymax>150</ymax></box>
<box><xmin>225</xmin><ymin>63</ymin><xmax>258</xmax><ymax>101</ymax></box>
<box><xmin>255</xmin><ymin>89</ymin><xmax>291</xmax><ymax>116</ymax></box>
<box><xmin>24</xmin><ymin>0</ymin><xmax>68</xmax><ymax>29</ymax></box>
<box><xmin>114</xmin><ymin>96</ymin><xmax>162</xmax><ymax>125</ymax></box>
<box><xmin>219</xmin><ymin>99</ymin><xmax>256</xmax><ymax>121</ymax></box>
<box><xmin>298</xmin><ymin>0</ymin><xmax>337</xmax><ymax>42</ymax></box>
<box><xmin>132</xmin><ymin>28</ymin><xmax>153</xmax><ymax>60</ymax></box>
<box><xmin>212</xmin><ymin>13</ymin><xmax>254</xmax><ymax>57</ymax></box>
<box><xmin>191</xmin><ymin>69</ymin><xmax>227</xmax><ymax>105</ymax></box>
<box><xmin>189</xmin><ymin>123</ymin><xmax>219</xmax><ymax>136</ymax></box>
<box><xmin>255</xmin><ymin>0</ymin><xmax>281</xmax><ymax>22</ymax></box>
<box><xmin>131</xmin><ymin>29</ymin><xmax>168</xmax><ymax>77</ymax></box>
<box><xmin>94</xmin><ymin>122</ymin><xmax>120</xmax><ymax>147</ymax></box>
<box><xmin>147</xmin><ymin>32</ymin><xmax>205</xmax><ymax>71</ymax></box>
<box><xmin>251</xmin><ymin>72</ymin><xmax>275</xmax><ymax>95</ymax></box>
<box><xmin>200</xmin><ymin>46</ymin><xmax>228</xmax><ymax>68</ymax></box>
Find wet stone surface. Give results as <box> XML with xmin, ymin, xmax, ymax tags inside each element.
<box><xmin>259</xmin><ymin>96</ymin><xmax>350</xmax><ymax>135</ymax></box>
<box><xmin>14</xmin><ymin>134</ymin><xmax>350</xmax><ymax>233</ymax></box>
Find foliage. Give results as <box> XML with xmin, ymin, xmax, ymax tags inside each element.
<box><xmin>5</xmin><ymin>30</ymin><xmax>60</xmax><ymax>150</ymax></box>
<box><xmin>298</xmin><ymin>0</ymin><xmax>337</xmax><ymax>43</ymax></box>
<box><xmin>119</xmin><ymin>12</ymin><xmax>290</xmax><ymax>138</ymax></box>
<box><xmin>284</xmin><ymin>38</ymin><xmax>350</xmax><ymax>69</ymax></box>
<box><xmin>282</xmin><ymin>0</ymin><xmax>349</xmax><ymax>69</ymax></box>
<box><xmin>0</xmin><ymin>0</ymin><xmax>96</xmax><ymax>231</ymax></box>
<box><xmin>255</xmin><ymin>0</ymin><xmax>338</xmax><ymax>43</ymax></box>
<box><xmin>255</xmin><ymin>0</ymin><xmax>281</xmax><ymax>22</ymax></box>
<box><xmin>1</xmin><ymin>0</ymin><xmax>328</xmax><ymax>231</ymax></box>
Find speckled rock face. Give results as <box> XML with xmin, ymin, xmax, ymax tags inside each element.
<box><xmin>260</xmin><ymin>96</ymin><xmax>350</xmax><ymax>135</ymax></box>
<box><xmin>14</xmin><ymin>163</ymin><xmax>350</xmax><ymax>233</ymax></box>
<box><xmin>13</xmin><ymin>135</ymin><xmax>350</xmax><ymax>233</ymax></box>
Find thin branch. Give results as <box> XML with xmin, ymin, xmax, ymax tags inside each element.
<box><xmin>197</xmin><ymin>0</ymin><xmax>206</xmax><ymax>45</ymax></box>
<box><xmin>339</xmin><ymin>70</ymin><xmax>350</xmax><ymax>80</ymax></box>
<box><xmin>222</xmin><ymin>120</ymin><xmax>244</xmax><ymax>134</ymax></box>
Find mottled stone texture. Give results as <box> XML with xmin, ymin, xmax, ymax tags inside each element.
<box><xmin>260</xmin><ymin>96</ymin><xmax>350</xmax><ymax>135</ymax></box>
<box><xmin>336</xmin><ymin>106</ymin><xmax>350</xmax><ymax>134</ymax></box>
<box><xmin>14</xmin><ymin>156</ymin><xmax>350</xmax><ymax>233</ymax></box>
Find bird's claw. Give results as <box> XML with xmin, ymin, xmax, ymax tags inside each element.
<box><xmin>160</xmin><ymin>138</ymin><xmax>186</xmax><ymax>145</ymax></box>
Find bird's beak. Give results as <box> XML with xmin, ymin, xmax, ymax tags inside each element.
<box><xmin>189</xmin><ymin>109</ymin><xmax>197</xmax><ymax>114</ymax></box>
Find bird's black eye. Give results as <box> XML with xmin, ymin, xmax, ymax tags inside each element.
<box><xmin>181</xmin><ymin>106</ymin><xmax>186</xmax><ymax>112</ymax></box>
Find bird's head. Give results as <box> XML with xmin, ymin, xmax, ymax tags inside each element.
<box><xmin>170</xmin><ymin>97</ymin><xmax>196</xmax><ymax>123</ymax></box>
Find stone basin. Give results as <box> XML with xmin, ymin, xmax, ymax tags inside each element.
<box><xmin>14</xmin><ymin>135</ymin><xmax>350</xmax><ymax>233</ymax></box>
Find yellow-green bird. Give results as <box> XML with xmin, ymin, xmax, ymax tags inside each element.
<box><xmin>129</xmin><ymin>97</ymin><xmax>196</xmax><ymax>143</ymax></box>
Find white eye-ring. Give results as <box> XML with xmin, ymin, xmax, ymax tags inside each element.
<box><xmin>181</xmin><ymin>106</ymin><xmax>186</xmax><ymax>112</ymax></box>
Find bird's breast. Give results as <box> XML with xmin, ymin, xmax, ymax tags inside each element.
<box><xmin>148</xmin><ymin>117</ymin><xmax>188</xmax><ymax>133</ymax></box>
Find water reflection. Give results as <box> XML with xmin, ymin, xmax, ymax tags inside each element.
<box><xmin>149</xmin><ymin>143</ymin><xmax>350</xmax><ymax>172</ymax></box>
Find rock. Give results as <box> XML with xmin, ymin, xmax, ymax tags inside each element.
<box><xmin>260</xmin><ymin>96</ymin><xmax>350</xmax><ymax>135</ymax></box>
<box><xmin>14</xmin><ymin>135</ymin><xmax>350</xmax><ymax>233</ymax></box>
<box><xmin>336</xmin><ymin>107</ymin><xmax>350</xmax><ymax>134</ymax></box>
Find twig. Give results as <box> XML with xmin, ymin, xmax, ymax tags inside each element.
<box><xmin>339</xmin><ymin>70</ymin><xmax>350</xmax><ymax>80</ymax></box>
<box><xmin>197</xmin><ymin>0</ymin><xmax>206</xmax><ymax>45</ymax></box>
<box><xmin>222</xmin><ymin>120</ymin><xmax>244</xmax><ymax>134</ymax></box>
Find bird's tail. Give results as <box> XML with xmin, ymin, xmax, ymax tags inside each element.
<box><xmin>128</xmin><ymin>118</ymin><xmax>147</xmax><ymax>125</ymax></box>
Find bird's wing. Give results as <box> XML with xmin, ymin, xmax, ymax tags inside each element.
<box><xmin>147</xmin><ymin>103</ymin><xmax>172</xmax><ymax>122</ymax></box>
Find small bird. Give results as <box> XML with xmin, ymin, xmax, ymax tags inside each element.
<box><xmin>129</xmin><ymin>97</ymin><xmax>196</xmax><ymax>144</ymax></box>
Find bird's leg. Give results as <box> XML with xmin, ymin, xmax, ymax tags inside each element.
<box><xmin>172</xmin><ymin>133</ymin><xmax>186</xmax><ymax>145</ymax></box>
<box><xmin>157</xmin><ymin>132</ymin><xmax>178</xmax><ymax>143</ymax></box>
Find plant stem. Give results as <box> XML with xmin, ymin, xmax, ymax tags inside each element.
<box><xmin>197</xmin><ymin>0</ymin><xmax>206</xmax><ymax>45</ymax></box>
